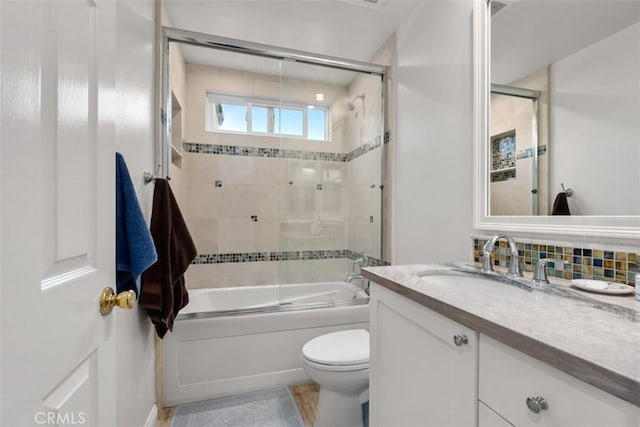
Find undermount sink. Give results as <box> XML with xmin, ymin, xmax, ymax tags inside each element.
<box><xmin>416</xmin><ymin>264</ymin><xmax>534</xmax><ymax>292</ymax></box>
<box><xmin>414</xmin><ymin>264</ymin><xmax>639</xmax><ymax>321</ymax></box>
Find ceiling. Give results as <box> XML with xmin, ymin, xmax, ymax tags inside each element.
<box><xmin>164</xmin><ymin>0</ymin><xmax>419</xmax><ymax>84</ymax></box>
<box><xmin>492</xmin><ymin>0</ymin><xmax>640</xmax><ymax>84</ymax></box>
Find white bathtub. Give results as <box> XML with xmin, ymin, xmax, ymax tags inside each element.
<box><xmin>162</xmin><ymin>282</ymin><xmax>369</xmax><ymax>406</ymax></box>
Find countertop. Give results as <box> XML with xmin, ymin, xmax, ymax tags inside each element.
<box><xmin>362</xmin><ymin>263</ymin><xmax>640</xmax><ymax>407</ymax></box>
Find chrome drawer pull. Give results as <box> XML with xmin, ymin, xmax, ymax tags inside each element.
<box><xmin>526</xmin><ymin>396</ymin><xmax>549</xmax><ymax>413</ymax></box>
<box><xmin>453</xmin><ymin>334</ymin><xmax>468</xmax><ymax>346</ymax></box>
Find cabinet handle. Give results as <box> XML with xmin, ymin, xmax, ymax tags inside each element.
<box><xmin>453</xmin><ymin>334</ymin><xmax>468</xmax><ymax>346</ymax></box>
<box><xmin>526</xmin><ymin>396</ymin><xmax>549</xmax><ymax>414</ymax></box>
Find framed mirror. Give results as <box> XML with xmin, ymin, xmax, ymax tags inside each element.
<box><xmin>473</xmin><ymin>0</ymin><xmax>640</xmax><ymax>240</ymax></box>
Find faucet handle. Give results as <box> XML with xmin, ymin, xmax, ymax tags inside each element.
<box><xmin>532</xmin><ymin>259</ymin><xmax>550</xmax><ymax>284</ymax></box>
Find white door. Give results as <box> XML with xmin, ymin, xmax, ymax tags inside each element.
<box><xmin>1</xmin><ymin>0</ymin><xmax>117</xmax><ymax>425</ymax></box>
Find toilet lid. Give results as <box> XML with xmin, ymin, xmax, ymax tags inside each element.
<box><xmin>302</xmin><ymin>329</ymin><xmax>369</xmax><ymax>366</ymax></box>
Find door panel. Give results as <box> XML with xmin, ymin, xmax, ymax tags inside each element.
<box><xmin>1</xmin><ymin>0</ymin><xmax>116</xmax><ymax>425</ymax></box>
<box><xmin>42</xmin><ymin>353</ymin><xmax>98</xmax><ymax>427</ymax></box>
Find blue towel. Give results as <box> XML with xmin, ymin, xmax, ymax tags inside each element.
<box><xmin>116</xmin><ymin>153</ymin><xmax>158</xmax><ymax>297</ymax></box>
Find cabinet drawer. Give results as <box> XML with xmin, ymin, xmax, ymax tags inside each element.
<box><xmin>479</xmin><ymin>334</ymin><xmax>639</xmax><ymax>427</ymax></box>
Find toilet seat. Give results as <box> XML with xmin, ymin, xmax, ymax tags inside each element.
<box><xmin>302</xmin><ymin>329</ymin><xmax>369</xmax><ymax>367</ymax></box>
<box><xmin>302</xmin><ymin>357</ymin><xmax>369</xmax><ymax>372</ymax></box>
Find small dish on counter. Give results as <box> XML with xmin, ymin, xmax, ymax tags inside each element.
<box><xmin>571</xmin><ymin>279</ymin><xmax>634</xmax><ymax>295</ymax></box>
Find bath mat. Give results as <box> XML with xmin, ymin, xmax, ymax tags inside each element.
<box><xmin>171</xmin><ymin>387</ymin><xmax>304</xmax><ymax>427</ymax></box>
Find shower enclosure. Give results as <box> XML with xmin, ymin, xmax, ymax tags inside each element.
<box><xmin>160</xmin><ymin>27</ymin><xmax>387</xmax><ymax>315</ymax></box>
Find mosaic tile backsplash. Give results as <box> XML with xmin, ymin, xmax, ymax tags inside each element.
<box><xmin>473</xmin><ymin>238</ymin><xmax>637</xmax><ymax>286</ymax></box>
<box><xmin>193</xmin><ymin>249</ymin><xmax>385</xmax><ymax>267</ymax></box>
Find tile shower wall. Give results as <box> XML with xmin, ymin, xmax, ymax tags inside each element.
<box><xmin>181</xmin><ymin>140</ymin><xmax>387</xmax><ymax>288</ymax></box>
<box><xmin>473</xmin><ymin>238</ymin><xmax>637</xmax><ymax>286</ymax></box>
<box><xmin>181</xmin><ymin>58</ymin><xmax>387</xmax><ymax>288</ymax></box>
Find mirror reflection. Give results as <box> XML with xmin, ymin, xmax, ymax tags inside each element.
<box><xmin>489</xmin><ymin>0</ymin><xmax>640</xmax><ymax>216</ymax></box>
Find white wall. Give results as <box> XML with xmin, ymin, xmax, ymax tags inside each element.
<box><xmin>114</xmin><ymin>1</ymin><xmax>157</xmax><ymax>426</ymax></box>
<box><xmin>394</xmin><ymin>1</ymin><xmax>474</xmax><ymax>264</ymax></box>
<box><xmin>549</xmin><ymin>23</ymin><xmax>640</xmax><ymax>215</ymax></box>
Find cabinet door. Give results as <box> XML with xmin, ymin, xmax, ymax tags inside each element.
<box><xmin>479</xmin><ymin>334</ymin><xmax>639</xmax><ymax>427</ymax></box>
<box><xmin>370</xmin><ymin>283</ymin><xmax>477</xmax><ymax>427</ymax></box>
<box><xmin>479</xmin><ymin>402</ymin><xmax>514</xmax><ymax>427</ymax></box>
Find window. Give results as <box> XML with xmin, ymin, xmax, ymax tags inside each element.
<box><xmin>206</xmin><ymin>93</ymin><xmax>330</xmax><ymax>141</ymax></box>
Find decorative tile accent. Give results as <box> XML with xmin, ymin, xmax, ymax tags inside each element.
<box><xmin>383</xmin><ymin>131</ymin><xmax>391</xmax><ymax>144</ymax></box>
<box><xmin>472</xmin><ymin>238</ymin><xmax>637</xmax><ymax>286</ymax></box>
<box><xmin>346</xmin><ymin>250</ymin><xmax>385</xmax><ymax>267</ymax></box>
<box><xmin>491</xmin><ymin>169</ymin><xmax>516</xmax><ymax>183</ymax></box>
<box><xmin>491</xmin><ymin>131</ymin><xmax>516</xmax><ymax>170</ymax></box>
<box><xmin>183</xmin><ymin>142</ymin><xmax>345</xmax><ymax>161</ymax></box>
<box><xmin>183</xmin><ymin>134</ymin><xmax>385</xmax><ymax>164</ymax></box>
<box><xmin>516</xmin><ymin>145</ymin><xmax>548</xmax><ymax>160</ymax></box>
<box><xmin>192</xmin><ymin>249</ymin><xmax>385</xmax><ymax>267</ymax></box>
<box><xmin>344</xmin><ymin>136</ymin><xmax>383</xmax><ymax>162</ymax></box>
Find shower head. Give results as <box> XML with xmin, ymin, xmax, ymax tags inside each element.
<box><xmin>344</xmin><ymin>93</ymin><xmax>365</xmax><ymax>111</ymax></box>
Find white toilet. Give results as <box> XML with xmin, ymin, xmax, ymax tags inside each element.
<box><xmin>301</xmin><ymin>329</ymin><xmax>369</xmax><ymax>427</ymax></box>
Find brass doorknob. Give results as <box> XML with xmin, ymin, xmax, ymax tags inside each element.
<box><xmin>99</xmin><ymin>287</ymin><xmax>136</xmax><ymax>315</ymax></box>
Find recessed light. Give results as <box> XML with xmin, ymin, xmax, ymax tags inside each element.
<box><xmin>307</xmin><ymin>105</ymin><xmax>315</xmax><ymax>109</ymax></box>
<box><xmin>315</xmin><ymin>93</ymin><xmax>324</xmax><ymax>101</ymax></box>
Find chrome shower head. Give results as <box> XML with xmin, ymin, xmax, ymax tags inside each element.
<box><xmin>345</xmin><ymin>99</ymin><xmax>356</xmax><ymax>111</ymax></box>
<box><xmin>344</xmin><ymin>93</ymin><xmax>365</xmax><ymax>111</ymax></box>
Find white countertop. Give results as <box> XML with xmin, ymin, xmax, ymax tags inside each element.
<box><xmin>363</xmin><ymin>262</ymin><xmax>640</xmax><ymax>406</ymax></box>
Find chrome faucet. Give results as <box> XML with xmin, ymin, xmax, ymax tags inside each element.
<box><xmin>532</xmin><ymin>259</ymin><xmax>551</xmax><ymax>285</ymax></box>
<box><xmin>481</xmin><ymin>234</ymin><xmax>523</xmax><ymax>278</ymax></box>
<box><xmin>352</xmin><ymin>253</ymin><xmax>369</xmax><ymax>271</ymax></box>
<box><xmin>346</xmin><ymin>273</ymin><xmax>365</xmax><ymax>282</ymax></box>
<box><xmin>346</xmin><ymin>252</ymin><xmax>369</xmax><ymax>290</ymax></box>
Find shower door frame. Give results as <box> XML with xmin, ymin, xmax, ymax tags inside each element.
<box><xmin>159</xmin><ymin>26</ymin><xmax>389</xmax><ymax>265</ymax></box>
<box><xmin>490</xmin><ymin>83</ymin><xmax>541</xmax><ymax>215</ymax></box>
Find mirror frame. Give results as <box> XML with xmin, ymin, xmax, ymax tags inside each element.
<box><xmin>473</xmin><ymin>0</ymin><xmax>640</xmax><ymax>240</ymax></box>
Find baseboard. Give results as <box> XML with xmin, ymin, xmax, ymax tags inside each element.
<box><xmin>144</xmin><ymin>404</ymin><xmax>158</xmax><ymax>427</ymax></box>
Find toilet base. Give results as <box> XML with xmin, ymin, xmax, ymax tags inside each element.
<box><xmin>314</xmin><ymin>387</ymin><xmax>366</xmax><ymax>427</ymax></box>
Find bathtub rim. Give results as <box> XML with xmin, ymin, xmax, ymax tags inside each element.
<box><xmin>176</xmin><ymin>296</ymin><xmax>369</xmax><ymax>321</ymax></box>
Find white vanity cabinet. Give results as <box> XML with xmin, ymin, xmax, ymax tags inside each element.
<box><xmin>369</xmin><ymin>283</ymin><xmax>478</xmax><ymax>427</ymax></box>
<box><xmin>479</xmin><ymin>334</ymin><xmax>639</xmax><ymax>427</ymax></box>
<box><xmin>479</xmin><ymin>401</ymin><xmax>513</xmax><ymax>427</ymax></box>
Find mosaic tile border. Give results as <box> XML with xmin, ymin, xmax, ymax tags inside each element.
<box><xmin>345</xmin><ymin>135</ymin><xmax>383</xmax><ymax>162</ymax></box>
<box><xmin>490</xmin><ymin>169</ymin><xmax>516</xmax><ymax>183</ymax></box>
<box><xmin>193</xmin><ymin>249</ymin><xmax>385</xmax><ymax>267</ymax></box>
<box><xmin>516</xmin><ymin>145</ymin><xmax>547</xmax><ymax>160</ymax></box>
<box><xmin>183</xmin><ymin>131</ymin><xmax>389</xmax><ymax>163</ymax></box>
<box><xmin>473</xmin><ymin>238</ymin><xmax>637</xmax><ymax>286</ymax></box>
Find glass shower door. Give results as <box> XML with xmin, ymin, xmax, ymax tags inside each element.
<box><xmin>277</xmin><ymin>59</ymin><xmax>384</xmax><ymax>308</ymax></box>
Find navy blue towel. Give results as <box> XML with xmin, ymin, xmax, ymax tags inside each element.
<box><xmin>116</xmin><ymin>153</ymin><xmax>158</xmax><ymax>296</ymax></box>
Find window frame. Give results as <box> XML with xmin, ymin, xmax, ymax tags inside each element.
<box><xmin>205</xmin><ymin>92</ymin><xmax>331</xmax><ymax>141</ymax></box>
